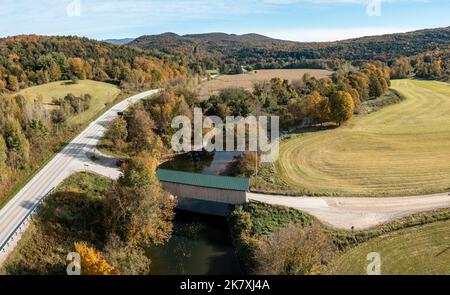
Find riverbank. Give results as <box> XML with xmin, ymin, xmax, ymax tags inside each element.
<box><xmin>228</xmin><ymin>201</ymin><xmax>450</xmax><ymax>275</ymax></box>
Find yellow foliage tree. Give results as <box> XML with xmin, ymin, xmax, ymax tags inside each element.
<box><xmin>7</xmin><ymin>75</ymin><xmax>19</xmax><ymax>92</ymax></box>
<box><xmin>68</xmin><ymin>57</ymin><xmax>85</xmax><ymax>79</ymax></box>
<box><xmin>329</xmin><ymin>91</ymin><xmax>355</xmax><ymax>126</ymax></box>
<box><xmin>301</xmin><ymin>91</ymin><xmax>322</xmax><ymax>119</ymax></box>
<box><xmin>348</xmin><ymin>88</ymin><xmax>361</xmax><ymax>110</ymax></box>
<box><xmin>74</xmin><ymin>242</ymin><xmax>119</xmax><ymax>275</ymax></box>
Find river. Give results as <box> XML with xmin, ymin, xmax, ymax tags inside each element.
<box><xmin>150</xmin><ymin>151</ymin><xmax>244</xmax><ymax>275</ymax></box>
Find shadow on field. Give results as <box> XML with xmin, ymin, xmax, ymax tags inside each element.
<box><xmin>286</xmin><ymin>124</ymin><xmax>338</xmax><ymax>136</ymax></box>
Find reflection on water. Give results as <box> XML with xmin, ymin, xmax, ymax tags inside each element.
<box><xmin>160</xmin><ymin>150</ymin><xmax>242</xmax><ymax>175</ymax></box>
<box><xmin>148</xmin><ymin>210</ymin><xmax>243</xmax><ymax>275</ymax></box>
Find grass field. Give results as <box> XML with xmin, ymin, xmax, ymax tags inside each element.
<box><xmin>198</xmin><ymin>69</ymin><xmax>331</xmax><ymax>100</ymax></box>
<box><xmin>275</xmin><ymin>79</ymin><xmax>450</xmax><ymax>196</ymax></box>
<box><xmin>18</xmin><ymin>80</ymin><xmax>121</xmax><ymax>125</ymax></box>
<box><xmin>334</xmin><ymin>220</ymin><xmax>450</xmax><ymax>275</ymax></box>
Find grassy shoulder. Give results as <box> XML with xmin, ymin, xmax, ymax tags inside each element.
<box><xmin>228</xmin><ymin>202</ymin><xmax>450</xmax><ymax>275</ymax></box>
<box><xmin>1</xmin><ymin>173</ymin><xmax>112</xmax><ymax>274</ymax></box>
<box><xmin>273</xmin><ymin>79</ymin><xmax>450</xmax><ymax>197</ymax></box>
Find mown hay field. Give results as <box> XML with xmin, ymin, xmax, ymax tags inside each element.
<box><xmin>334</xmin><ymin>219</ymin><xmax>450</xmax><ymax>275</ymax></box>
<box><xmin>276</xmin><ymin>79</ymin><xmax>450</xmax><ymax>196</ymax></box>
<box><xmin>18</xmin><ymin>80</ymin><xmax>121</xmax><ymax>125</ymax></box>
<box><xmin>198</xmin><ymin>69</ymin><xmax>332</xmax><ymax>100</ymax></box>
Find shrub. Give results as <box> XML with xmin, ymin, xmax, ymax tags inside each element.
<box><xmin>255</xmin><ymin>223</ymin><xmax>335</xmax><ymax>275</ymax></box>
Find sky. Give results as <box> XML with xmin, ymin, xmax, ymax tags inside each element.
<box><xmin>0</xmin><ymin>0</ymin><xmax>449</xmax><ymax>42</ymax></box>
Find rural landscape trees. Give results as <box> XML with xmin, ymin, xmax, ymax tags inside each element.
<box><xmin>201</xmin><ymin>62</ymin><xmax>390</xmax><ymax>127</ymax></box>
<box><xmin>0</xmin><ymin>35</ymin><xmax>188</xmax><ymax>205</ymax></box>
<box><xmin>1</xmin><ymin>23</ymin><xmax>449</xmax><ymax>276</ymax></box>
<box><xmin>0</xmin><ymin>35</ymin><xmax>187</xmax><ymax>92</ymax></box>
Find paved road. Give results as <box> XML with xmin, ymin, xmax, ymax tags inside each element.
<box><xmin>248</xmin><ymin>192</ymin><xmax>450</xmax><ymax>230</ymax></box>
<box><xmin>0</xmin><ymin>89</ymin><xmax>158</xmax><ymax>265</ymax></box>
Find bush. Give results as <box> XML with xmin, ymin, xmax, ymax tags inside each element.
<box><xmin>255</xmin><ymin>224</ymin><xmax>335</xmax><ymax>275</ymax></box>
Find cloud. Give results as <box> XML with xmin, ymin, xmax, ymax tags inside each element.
<box><xmin>265</xmin><ymin>26</ymin><xmax>422</xmax><ymax>42</ymax></box>
<box><xmin>262</xmin><ymin>0</ymin><xmax>428</xmax><ymax>4</ymax></box>
<box><xmin>0</xmin><ymin>0</ymin><xmax>440</xmax><ymax>39</ymax></box>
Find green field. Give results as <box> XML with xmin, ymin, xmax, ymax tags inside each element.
<box><xmin>334</xmin><ymin>220</ymin><xmax>450</xmax><ymax>275</ymax></box>
<box><xmin>276</xmin><ymin>79</ymin><xmax>450</xmax><ymax>196</ymax></box>
<box><xmin>18</xmin><ymin>80</ymin><xmax>121</xmax><ymax>125</ymax></box>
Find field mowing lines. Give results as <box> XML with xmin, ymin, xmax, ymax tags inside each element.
<box><xmin>276</xmin><ymin>80</ymin><xmax>450</xmax><ymax>196</ymax></box>
<box><xmin>334</xmin><ymin>220</ymin><xmax>450</xmax><ymax>275</ymax></box>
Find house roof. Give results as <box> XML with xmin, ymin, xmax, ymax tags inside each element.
<box><xmin>156</xmin><ymin>169</ymin><xmax>249</xmax><ymax>192</ymax></box>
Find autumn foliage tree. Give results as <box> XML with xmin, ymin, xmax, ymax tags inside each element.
<box><xmin>74</xmin><ymin>242</ymin><xmax>119</xmax><ymax>275</ymax></box>
<box><xmin>255</xmin><ymin>224</ymin><xmax>335</xmax><ymax>275</ymax></box>
<box><xmin>0</xmin><ymin>136</ymin><xmax>8</xmax><ymax>183</ymax></box>
<box><xmin>68</xmin><ymin>58</ymin><xmax>85</xmax><ymax>80</ymax></box>
<box><xmin>105</xmin><ymin>117</ymin><xmax>128</xmax><ymax>149</ymax></box>
<box><xmin>144</xmin><ymin>89</ymin><xmax>192</xmax><ymax>140</ymax></box>
<box><xmin>300</xmin><ymin>91</ymin><xmax>323</xmax><ymax>120</ymax></box>
<box><xmin>329</xmin><ymin>91</ymin><xmax>355</xmax><ymax>126</ymax></box>
<box><xmin>7</xmin><ymin>75</ymin><xmax>19</xmax><ymax>91</ymax></box>
<box><xmin>105</xmin><ymin>153</ymin><xmax>175</xmax><ymax>248</ymax></box>
<box><xmin>125</xmin><ymin>106</ymin><xmax>163</xmax><ymax>154</ymax></box>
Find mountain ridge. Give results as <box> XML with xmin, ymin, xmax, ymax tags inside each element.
<box><xmin>127</xmin><ymin>27</ymin><xmax>450</xmax><ymax>72</ymax></box>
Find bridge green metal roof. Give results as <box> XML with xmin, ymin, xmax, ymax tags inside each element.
<box><xmin>156</xmin><ymin>169</ymin><xmax>249</xmax><ymax>192</ymax></box>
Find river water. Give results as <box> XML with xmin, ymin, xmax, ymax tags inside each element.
<box><xmin>151</xmin><ymin>151</ymin><xmax>243</xmax><ymax>275</ymax></box>
<box><xmin>148</xmin><ymin>210</ymin><xmax>243</xmax><ymax>275</ymax></box>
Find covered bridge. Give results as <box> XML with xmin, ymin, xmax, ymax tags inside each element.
<box><xmin>156</xmin><ymin>169</ymin><xmax>250</xmax><ymax>216</ymax></box>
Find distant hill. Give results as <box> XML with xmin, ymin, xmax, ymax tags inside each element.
<box><xmin>129</xmin><ymin>27</ymin><xmax>450</xmax><ymax>72</ymax></box>
<box><xmin>130</xmin><ymin>32</ymin><xmax>297</xmax><ymax>49</ymax></box>
<box><xmin>0</xmin><ymin>35</ymin><xmax>186</xmax><ymax>92</ymax></box>
<box><xmin>104</xmin><ymin>38</ymin><xmax>135</xmax><ymax>45</ymax></box>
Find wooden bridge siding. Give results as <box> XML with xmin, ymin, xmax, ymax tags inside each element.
<box><xmin>160</xmin><ymin>181</ymin><xmax>248</xmax><ymax>205</ymax></box>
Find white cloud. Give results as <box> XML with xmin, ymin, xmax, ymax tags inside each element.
<box><xmin>262</xmin><ymin>0</ymin><xmax>428</xmax><ymax>4</ymax></box>
<box><xmin>0</xmin><ymin>0</ymin><xmax>439</xmax><ymax>39</ymax></box>
<box><xmin>265</xmin><ymin>26</ymin><xmax>422</xmax><ymax>42</ymax></box>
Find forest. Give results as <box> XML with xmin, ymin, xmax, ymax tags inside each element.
<box><xmin>129</xmin><ymin>27</ymin><xmax>450</xmax><ymax>78</ymax></box>
<box><xmin>0</xmin><ymin>35</ymin><xmax>188</xmax><ymax>92</ymax></box>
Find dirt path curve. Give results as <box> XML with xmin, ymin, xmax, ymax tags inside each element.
<box><xmin>248</xmin><ymin>192</ymin><xmax>450</xmax><ymax>230</ymax></box>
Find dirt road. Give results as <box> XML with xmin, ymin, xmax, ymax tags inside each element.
<box><xmin>248</xmin><ymin>192</ymin><xmax>450</xmax><ymax>230</ymax></box>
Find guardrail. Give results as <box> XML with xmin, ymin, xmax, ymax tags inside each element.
<box><xmin>0</xmin><ymin>187</ymin><xmax>55</xmax><ymax>254</ymax></box>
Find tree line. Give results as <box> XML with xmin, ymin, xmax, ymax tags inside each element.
<box><xmin>0</xmin><ymin>90</ymin><xmax>95</xmax><ymax>202</ymax></box>
<box><xmin>390</xmin><ymin>49</ymin><xmax>449</xmax><ymax>81</ymax></box>
<box><xmin>200</xmin><ymin>61</ymin><xmax>391</xmax><ymax>127</ymax></box>
<box><xmin>129</xmin><ymin>27</ymin><xmax>450</xmax><ymax>75</ymax></box>
<box><xmin>0</xmin><ymin>35</ymin><xmax>188</xmax><ymax>92</ymax></box>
